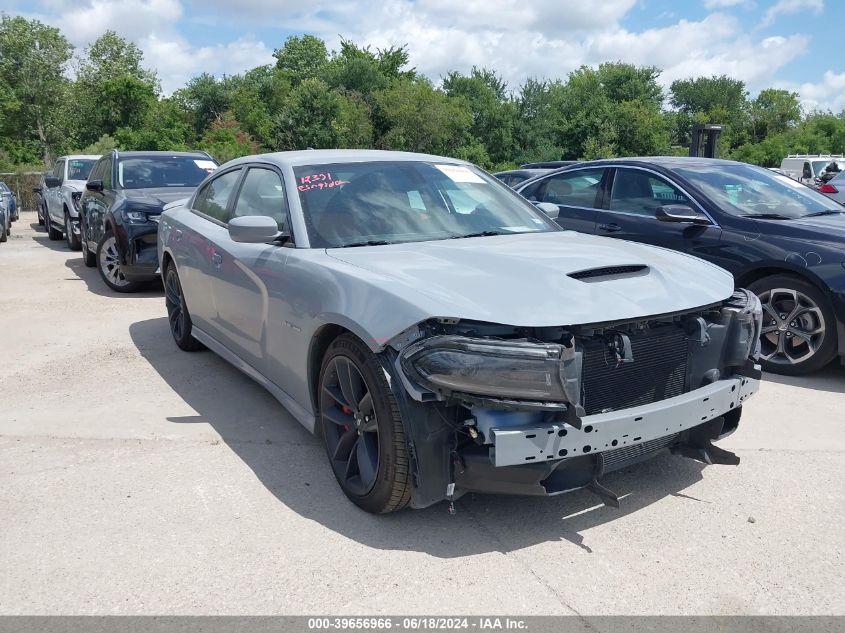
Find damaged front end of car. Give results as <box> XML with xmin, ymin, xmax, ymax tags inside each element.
<box><xmin>381</xmin><ymin>290</ymin><xmax>763</xmax><ymax>509</ymax></box>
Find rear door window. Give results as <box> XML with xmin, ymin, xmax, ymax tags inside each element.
<box><xmin>535</xmin><ymin>169</ymin><xmax>605</xmax><ymax>208</ymax></box>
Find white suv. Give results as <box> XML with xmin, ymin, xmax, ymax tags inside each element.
<box><xmin>779</xmin><ymin>154</ymin><xmax>845</xmax><ymax>185</ymax></box>
<box><xmin>42</xmin><ymin>155</ymin><xmax>100</xmax><ymax>250</ymax></box>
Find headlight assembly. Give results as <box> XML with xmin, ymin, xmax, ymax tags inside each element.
<box><xmin>400</xmin><ymin>335</ymin><xmax>571</xmax><ymax>401</ymax></box>
<box><xmin>123</xmin><ymin>209</ymin><xmax>149</xmax><ymax>224</ymax></box>
<box><xmin>723</xmin><ymin>289</ymin><xmax>763</xmax><ymax>364</ymax></box>
<box><xmin>71</xmin><ymin>191</ymin><xmax>82</xmax><ymax>211</ymax></box>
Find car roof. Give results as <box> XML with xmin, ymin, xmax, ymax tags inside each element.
<box><xmin>569</xmin><ymin>156</ymin><xmax>747</xmax><ymax>169</ymax></box>
<box><xmin>223</xmin><ymin>149</ymin><xmax>470</xmax><ymax>169</ymax></box>
<box><xmin>114</xmin><ymin>151</ymin><xmax>212</xmax><ymax>158</ymax></box>
<box><xmin>60</xmin><ymin>155</ymin><xmax>101</xmax><ymax>160</ymax></box>
<box><xmin>494</xmin><ymin>169</ymin><xmax>548</xmax><ymax>176</ymax></box>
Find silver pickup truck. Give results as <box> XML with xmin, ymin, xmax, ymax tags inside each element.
<box><xmin>42</xmin><ymin>155</ymin><xmax>100</xmax><ymax>250</ymax></box>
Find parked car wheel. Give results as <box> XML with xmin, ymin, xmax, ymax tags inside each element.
<box><xmin>318</xmin><ymin>334</ymin><xmax>411</xmax><ymax>514</ymax></box>
<box><xmin>164</xmin><ymin>264</ymin><xmax>204</xmax><ymax>352</ymax></box>
<box><xmin>37</xmin><ymin>202</ymin><xmax>45</xmax><ymax>225</ymax></box>
<box><xmin>96</xmin><ymin>229</ymin><xmax>143</xmax><ymax>293</ymax></box>
<box><xmin>64</xmin><ymin>211</ymin><xmax>81</xmax><ymax>251</ymax></box>
<box><xmin>749</xmin><ymin>274</ymin><xmax>837</xmax><ymax>375</ymax></box>
<box><xmin>46</xmin><ymin>215</ymin><xmax>62</xmax><ymax>241</ymax></box>
<box><xmin>0</xmin><ymin>215</ymin><xmax>7</xmax><ymax>243</ymax></box>
<box><xmin>80</xmin><ymin>220</ymin><xmax>96</xmax><ymax>267</ymax></box>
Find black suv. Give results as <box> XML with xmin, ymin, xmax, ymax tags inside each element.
<box><xmin>80</xmin><ymin>151</ymin><xmax>217</xmax><ymax>292</ymax></box>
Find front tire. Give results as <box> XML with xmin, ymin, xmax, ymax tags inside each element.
<box><xmin>96</xmin><ymin>229</ymin><xmax>143</xmax><ymax>293</ymax></box>
<box><xmin>318</xmin><ymin>334</ymin><xmax>411</xmax><ymax>514</ymax></box>
<box><xmin>749</xmin><ymin>274</ymin><xmax>837</xmax><ymax>375</ymax></box>
<box><xmin>64</xmin><ymin>212</ymin><xmax>81</xmax><ymax>251</ymax></box>
<box><xmin>37</xmin><ymin>202</ymin><xmax>45</xmax><ymax>225</ymax></box>
<box><xmin>164</xmin><ymin>264</ymin><xmax>204</xmax><ymax>352</ymax></box>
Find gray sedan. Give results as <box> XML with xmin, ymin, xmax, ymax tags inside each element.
<box><xmin>158</xmin><ymin>150</ymin><xmax>761</xmax><ymax>513</ymax></box>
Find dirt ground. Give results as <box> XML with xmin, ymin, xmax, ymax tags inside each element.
<box><xmin>1</xmin><ymin>210</ymin><xmax>843</xmax><ymax>615</ymax></box>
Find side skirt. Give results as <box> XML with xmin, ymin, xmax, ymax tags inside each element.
<box><xmin>190</xmin><ymin>326</ymin><xmax>317</xmax><ymax>433</ymax></box>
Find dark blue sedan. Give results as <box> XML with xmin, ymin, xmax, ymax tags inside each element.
<box><xmin>516</xmin><ymin>157</ymin><xmax>845</xmax><ymax>375</ymax></box>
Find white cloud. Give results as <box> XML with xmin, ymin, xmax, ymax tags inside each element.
<box><xmin>703</xmin><ymin>0</ymin><xmax>747</xmax><ymax>8</ymax></box>
<box><xmin>762</xmin><ymin>0</ymin><xmax>823</xmax><ymax>27</ymax></box>
<box><xmin>780</xmin><ymin>70</ymin><xmax>845</xmax><ymax>113</ymax></box>
<box><xmin>15</xmin><ymin>0</ymin><xmax>837</xmax><ymax>109</ymax></box>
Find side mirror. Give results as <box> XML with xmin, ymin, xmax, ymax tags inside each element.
<box><xmin>656</xmin><ymin>205</ymin><xmax>711</xmax><ymax>225</ymax></box>
<box><xmin>86</xmin><ymin>180</ymin><xmax>104</xmax><ymax>192</ymax></box>
<box><xmin>32</xmin><ymin>187</ymin><xmax>42</xmax><ymax>194</ymax></box>
<box><xmin>44</xmin><ymin>176</ymin><xmax>61</xmax><ymax>188</ymax></box>
<box><xmin>534</xmin><ymin>202</ymin><xmax>560</xmax><ymax>219</ymax></box>
<box><xmin>228</xmin><ymin>215</ymin><xmax>283</xmax><ymax>243</ymax></box>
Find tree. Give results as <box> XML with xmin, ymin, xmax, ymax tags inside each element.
<box><xmin>443</xmin><ymin>67</ymin><xmax>517</xmax><ymax>165</ymax></box>
<box><xmin>750</xmin><ymin>89</ymin><xmax>802</xmax><ymax>142</ymax></box>
<box><xmin>373</xmin><ymin>79</ymin><xmax>472</xmax><ymax>156</ymax></box>
<box><xmin>669</xmin><ymin>75</ymin><xmax>750</xmax><ymax>151</ymax></box>
<box><xmin>174</xmin><ymin>72</ymin><xmax>233</xmax><ymax>137</ymax></box>
<box><xmin>273</xmin><ymin>35</ymin><xmax>328</xmax><ymax>86</ymax></box>
<box><xmin>0</xmin><ymin>15</ymin><xmax>73</xmax><ymax>163</ymax></box>
<box><xmin>199</xmin><ymin>111</ymin><xmax>261</xmax><ymax>163</ymax></box>
<box><xmin>73</xmin><ymin>31</ymin><xmax>159</xmax><ymax>146</ymax></box>
<box><xmin>324</xmin><ymin>39</ymin><xmax>415</xmax><ymax>95</ymax></box>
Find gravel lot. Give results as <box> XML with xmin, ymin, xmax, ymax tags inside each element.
<box><xmin>1</xmin><ymin>210</ymin><xmax>844</xmax><ymax>615</ymax></box>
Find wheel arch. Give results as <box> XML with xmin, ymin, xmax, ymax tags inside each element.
<box><xmin>307</xmin><ymin>324</ymin><xmax>356</xmax><ymax>417</ymax></box>
<box><xmin>734</xmin><ymin>263</ymin><xmax>832</xmax><ymax>295</ymax></box>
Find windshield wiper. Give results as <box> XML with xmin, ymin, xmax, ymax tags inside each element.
<box><xmin>450</xmin><ymin>230</ymin><xmax>505</xmax><ymax>239</ymax></box>
<box><xmin>802</xmin><ymin>209</ymin><xmax>845</xmax><ymax>218</ymax></box>
<box><xmin>739</xmin><ymin>213</ymin><xmax>793</xmax><ymax>220</ymax></box>
<box><xmin>336</xmin><ymin>239</ymin><xmax>394</xmax><ymax>248</ymax></box>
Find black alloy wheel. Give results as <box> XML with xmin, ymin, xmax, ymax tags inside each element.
<box><xmin>318</xmin><ymin>334</ymin><xmax>411</xmax><ymax>513</ymax></box>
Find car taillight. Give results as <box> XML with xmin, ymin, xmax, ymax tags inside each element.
<box><xmin>819</xmin><ymin>183</ymin><xmax>838</xmax><ymax>193</ymax></box>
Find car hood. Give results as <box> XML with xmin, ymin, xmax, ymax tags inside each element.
<box><xmin>64</xmin><ymin>179</ymin><xmax>87</xmax><ymax>192</ymax></box>
<box><xmin>327</xmin><ymin>231</ymin><xmax>734</xmax><ymax>327</ymax></box>
<box><xmin>124</xmin><ymin>187</ymin><xmax>198</xmax><ymax>212</ymax></box>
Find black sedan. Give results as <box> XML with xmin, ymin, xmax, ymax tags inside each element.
<box><xmin>79</xmin><ymin>150</ymin><xmax>217</xmax><ymax>292</ymax></box>
<box><xmin>516</xmin><ymin>157</ymin><xmax>845</xmax><ymax>375</ymax></box>
<box><xmin>493</xmin><ymin>168</ymin><xmax>549</xmax><ymax>187</ymax></box>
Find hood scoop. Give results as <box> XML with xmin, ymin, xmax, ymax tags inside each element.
<box><xmin>568</xmin><ymin>265</ymin><xmax>649</xmax><ymax>282</ymax></box>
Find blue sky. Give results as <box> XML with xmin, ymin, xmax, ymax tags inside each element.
<box><xmin>8</xmin><ymin>0</ymin><xmax>845</xmax><ymax>110</ymax></box>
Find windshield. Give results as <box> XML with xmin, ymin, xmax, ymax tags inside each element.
<box><xmin>67</xmin><ymin>159</ymin><xmax>96</xmax><ymax>181</ymax></box>
<box><xmin>117</xmin><ymin>156</ymin><xmax>216</xmax><ymax>189</ymax></box>
<box><xmin>294</xmin><ymin>161</ymin><xmax>557</xmax><ymax>247</ymax></box>
<box><xmin>812</xmin><ymin>160</ymin><xmax>832</xmax><ymax>176</ymax></box>
<box><xmin>675</xmin><ymin>163</ymin><xmax>840</xmax><ymax>219</ymax></box>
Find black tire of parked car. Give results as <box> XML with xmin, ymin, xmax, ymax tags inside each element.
<box><xmin>96</xmin><ymin>228</ymin><xmax>144</xmax><ymax>293</ymax></box>
<box><xmin>164</xmin><ymin>264</ymin><xmax>204</xmax><ymax>352</ymax></box>
<box><xmin>80</xmin><ymin>220</ymin><xmax>96</xmax><ymax>267</ymax></box>
<box><xmin>318</xmin><ymin>333</ymin><xmax>412</xmax><ymax>514</ymax></box>
<box><xmin>64</xmin><ymin>211</ymin><xmax>81</xmax><ymax>251</ymax></box>
<box><xmin>37</xmin><ymin>202</ymin><xmax>45</xmax><ymax>225</ymax></box>
<box><xmin>0</xmin><ymin>219</ymin><xmax>6</xmax><ymax>242</ymax></box>
<box><xmin>46</xmin><ymin>214</ymin><xmax>62</xmax><ymax>241</ymax></box>
<box><xmin>749</xmin><ymin>274</ymin><xmax>838</xmax><ymax>376</ymax></box>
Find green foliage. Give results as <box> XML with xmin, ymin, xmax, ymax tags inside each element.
<box><xmin>199</xmin><ymin>111</ymin><xmax>261</xmax><ymax>163</ymax></box>
<box><xmin>0</xmin><ymin>15</ymin><xmax>73</xmax><ymax>163</ymax></box>
<box><xmin>374</xmin><ymin>79</ymin><xmax>472</xmax><ymax>155</ymax></box>
<box><xmin>273</xmin><ymin>35</ymin><xmax>328</xmax><ymax>86</ymax></box>
<box><xmin>82</xmin><ymin>134</ymin><xmax>118</xmax><ymax>155</ymax></box>
<box><xmin>1</xmin><ymin>25</ymin><xmax>845</xmax><ymax>173</ymax></box>
<box><xmin>73</xmin><ymin>31</ymin><xmax>159</xmax><ymax>147</ymax></box>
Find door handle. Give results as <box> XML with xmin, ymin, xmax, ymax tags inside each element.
<box><xmin>598</xmin><ymin>223</ymin><xmax>622</xmax><ymax>233</ymax></box>
<box><xmin>211</xmin><ymin>252</ymin><xmax>223</xmax><ymax>267</ymax></box>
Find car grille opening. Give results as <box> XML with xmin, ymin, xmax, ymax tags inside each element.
<box><xmin>601</xmin><ymin>433</ymin><xmax>679</xmax><ymax>472</ymax></box>
<box><xmin>580</xmin><ymin>326</ymin><xmax>689</xmax><ymax>415</ymax></box>
<box><xmin>568</xmin><ymin>265</ymin><xmax>648</xmax><ymax>281</ymax></box>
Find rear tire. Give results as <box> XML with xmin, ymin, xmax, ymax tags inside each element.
<box><xmin>46</xmin><ymin>215</ymin><xmax>62</xmax><ymax>240</ymax></box>
<box><xmin>96</xmin><ymin>229</ymin><xmax>144</xmax><ymax>293</ymax></box>
<box><xmin>318</xmin><ymin>333</ymin><xmax>411</xmax><ymax>514</ymax></box>
<box><xmin>64</xmin><ymin>211</ymin><xmax>81</xmax><ymax>251</ymax></box>
<box><xmin>164</xmin><ymin>263</ymin><xmax>204</xmax><ymax>352</ymax></box>
<box><xmin>37</xmin><ymin>202</ymin><xmax>45</xmax><ymax>225</ymax></box>
<box><xmin>749</xmin><ymin>274</ymin><xmax>837</xmax><ymax>375</ymax></box>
